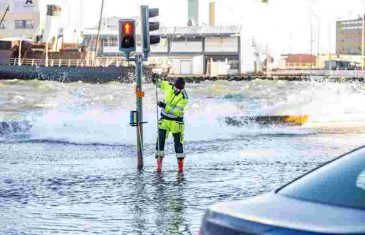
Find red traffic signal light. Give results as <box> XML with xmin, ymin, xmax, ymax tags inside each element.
<box><xmin>122</xmin><ymin>22</ymin><xmax>134</xmax><ymax>35</ymax></box>
<box><xmin>119</xmin><ymin>19</ymin><xmax>136</xmax><ymax>58</ymax></box>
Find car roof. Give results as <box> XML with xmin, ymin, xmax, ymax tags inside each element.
<box><xmin>209</xmin><ymin>193</ymin><xmax>365</xmax><ymax>234</ymax></box>
<box><xmin>275</xmin><ymin>145</ymin><xmax>365</xmax><ymax>193</ymax></box>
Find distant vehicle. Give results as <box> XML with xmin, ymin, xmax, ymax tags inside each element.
<box><xmin>224</xmin><ymin>115</ymin><xmax>309</xmax><ymax>126</ymax></box>
<box><xmin>200</xmin><ymin>146</ymin><xmax>365</xmax><ymax>235</ymax></box>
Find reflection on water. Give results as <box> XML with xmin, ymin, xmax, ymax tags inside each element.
<box><xmin>2</xmin><ymin>136</ymin><xmax>364</xmax><ymax>234</ymax></box>
<box><xmin>151</xmin><ymin>174</ymin><xmax>191</xmax><ymax>234</ymax></box>
<box><xmin>1</xmin><ymin>79</ymin><xmax>365</xmax><ymax>234</ymax></box>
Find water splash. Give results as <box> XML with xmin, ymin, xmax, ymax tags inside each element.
<box><xmin>1</xmin><ymin>79</ymin><xmax>365</xmax><ymax>144</ymax></box>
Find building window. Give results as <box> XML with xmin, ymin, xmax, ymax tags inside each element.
<box><xmin>25</xmin><ymin>20</ymin><xmax>34</xmax><ymax>29</ymax></box>
<box><xmin>15</xmin><ymin>20</ymin><xmax>34</xmax><ymax>29</ymax></box>
<box><xmin>103</xmin><ymin>35</ymin><xmax>118</xmax><ymax>47</ymax></box>
<box><xmin>0</xmin><ymin>20</ymin><xmax>5</xmax><ymax>29</ymax></box>
<box><xmin>15</xmin><ymin>20</ymin><xmax>22</xmax><ymax>29</ymax></box>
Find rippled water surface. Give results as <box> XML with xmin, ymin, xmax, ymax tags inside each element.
<box><xmin>1</xmin><ymin>79</ymin><xmax>365</xmax><ymax>234</ymax></box>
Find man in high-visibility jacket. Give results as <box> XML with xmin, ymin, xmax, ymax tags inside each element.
<box><xmin>152</xmin><ymin>74</ymin><xmax>188</xmax><ymax>173</ymax></box>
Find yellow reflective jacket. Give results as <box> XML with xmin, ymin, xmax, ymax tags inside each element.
<box><xmin>158</xmin><ymin>80</ymin><xmax>188</xmax><ymax>121</ymax></box>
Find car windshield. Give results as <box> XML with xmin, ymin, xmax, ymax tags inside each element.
<box><xmin>279</xmin><ymin>147</ymin><xmax>365</xmax><ymax>209</ymax></box>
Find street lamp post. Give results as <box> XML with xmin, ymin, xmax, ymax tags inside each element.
<box><xmin>310</xmin><ymin>11</ymin><xmax>313</xmax><ymax>71</ymax></box>
<box><xmin>309</xmin><ymin>8</ymin><xmax>319</xmax><ymax>72</ymax></box>
<box><xmin>328</xmin><ymin>18</ymin><xmax>341</xmax><ymax>76</ymax></box>
<box><xmin>310</xmin><ymin>11</ymin><xmax>321</xmax><ymax>71</ymax></box>
<box><xmin>315</xmin><ymin>15</ymin><xmax>321</xmax><ymax>68</ymax></box>
<box><xmin>329</xmin><ymin>22</ymin><xmax>333</xmax><ymax>76</ymax></box>
<box><xmin>95</xmin><ymin>0</ymin><xmax>105</xmax><ymax>64</ymax></box>
<box><xmin>329</xmin><ymin>20</ymin><xmax>335</xmax><ymax>75</ymax></box>
<box><xmin>361</xmin><ymin>14</ymin><xmax>364</xmax><ymax>71</ymax></box>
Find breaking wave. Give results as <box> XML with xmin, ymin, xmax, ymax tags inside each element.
<box><xmin>0</xmin><ymin>79</ymin><xmax>365</xmax><ymax>144</ymax></box>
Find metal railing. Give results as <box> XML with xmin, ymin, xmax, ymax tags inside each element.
<box><xmin>9</xmin><ymin>57</ymin><xmax>130</xmax><ymax>68</ymax></box>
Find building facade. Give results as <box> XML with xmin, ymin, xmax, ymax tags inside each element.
<box><xmin>82</xmin><ymin>25</ymin><xmax>242</xmax><ymax>76</ymax></box>
<box><xmin>151</xmin><ymin>26</ymin><xmax>241</xmax><ymax>75</ymax></box>
<box><xmin>0</xmin><ymin>0</ymin><xmax>83</xmax><ymax>43</ymax></box>
<box><xmin>336</xmin><ymin>17</ymin><xmax>365</xmax><ymax>55</ymax></box>
<box><xmin>278</xmin><ymin>53</ymin><xmax>365</xmax><ymax>70</ymax></box>
<box><xmin>279</xmin><ymin>54</ymin><xmax>317</xmax><ymax>69</ymax></box>
<box><xmin>0</xmin><ymin>0</ymin><xmax>40</xmax><ymax>39</ymax></box>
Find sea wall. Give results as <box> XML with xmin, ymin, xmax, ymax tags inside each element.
<box><xmin>0</xmin><ymin>64</ymin><xmax>149</xmax><ymax>83</ymax></box>
<box><xmin>1</xmin><ymin>64</ymin><xmax>365</xmax><ymax>83</ymax></box>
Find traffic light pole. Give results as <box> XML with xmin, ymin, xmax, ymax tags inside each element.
<box><xmin>135</xmin><ymin>54</ymin><xmax>144</xmax><ymax>170</ymax></box>
<box><xmin>120</xmin><ymin>6</ymin><xmax>160</xmax><ymax>171</ymax></box>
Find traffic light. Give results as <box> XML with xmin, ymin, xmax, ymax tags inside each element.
<box><xmin>119</xmin><ymin>19</ymin><xmax>136</xmax><ymax>58</ymax></box>
<box><xmin>141</xmin><ymin>6</ymin><xmax>160</xmax><ymax>58</ymax></box>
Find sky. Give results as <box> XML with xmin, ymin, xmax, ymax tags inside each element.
<box><xmin>46</xmin><ymin>0</ymin><xmax>365</xmax><ymax>57</ymax></box>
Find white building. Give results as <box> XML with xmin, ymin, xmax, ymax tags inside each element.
<box><xmin>0</xmin><ymin>0</ymin><xmax>83</xmax><ymax>43</ymax></box>
<box><xmin>82</xmin><ymin>25</ymin><xmax>242</xmax><ymax>76</ymax></box>
<box><xmin>0</xmin><ymin>0</ymin><xmax>40</xmax><ymax>39</ymax></box>
<box><xmin>152</xmin><ymin>26</ymin><xmax>242</xmax><ymax>75</ymax></box>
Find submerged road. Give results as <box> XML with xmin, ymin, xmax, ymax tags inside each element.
<box><xmin>1</xmin><ymin>79</ymin><xmax>365</xmax><ymax>234</ymax></box>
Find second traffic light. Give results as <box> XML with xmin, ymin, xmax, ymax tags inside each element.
<box><xmin>141</xmin><ymin>6</ymin><xmax>160</xmax><ymax>58</ymax></box>
<box><xmin>119</xmin><ymin>19</ymin><xmax>136</xmax><ymax>58</ymax></box>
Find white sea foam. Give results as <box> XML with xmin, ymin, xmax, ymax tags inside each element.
<box><xmin>4</xmin><ymin>79</ymin><xmax>365</xmax><ymax>145</ymax></box>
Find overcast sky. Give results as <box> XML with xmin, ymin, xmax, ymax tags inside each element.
<box><xmin>49</xmin><ymin>0</ymin><xmax>365</xmax><ymax>56</ymax></box>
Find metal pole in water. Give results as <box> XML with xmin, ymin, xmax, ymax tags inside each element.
<box><xmin>155</xmin><ymin>77</ymin><xmax>160</xmax><ymax>150</ymax></box>
<box><xmin>135</xmin><ymin>54</ymin><xmax>144</xmax><ymax>170</ymax></box>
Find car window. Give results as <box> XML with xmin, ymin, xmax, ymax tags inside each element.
<box><xmin>279</xmin><ymin>147</ymin><xmax>365</xmax><ymax>209</ymax></box>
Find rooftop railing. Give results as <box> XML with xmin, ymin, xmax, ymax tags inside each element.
<box><xmin>9</xmin><ymin>57</ymin><xmax>130</xmax><ymax>68</ymax></box>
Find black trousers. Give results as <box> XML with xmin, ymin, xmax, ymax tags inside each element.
<box><xmin>156</xmin><ymin>129</ymin><xmax>184</xmax><ymax>154</ymax></box>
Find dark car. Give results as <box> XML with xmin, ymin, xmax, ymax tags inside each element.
<box><xmin>200</xmin><ymin>146</ymin><xmax>365</xmax><ymax>235</ymax></box>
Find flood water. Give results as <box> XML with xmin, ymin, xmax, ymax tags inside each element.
<box><xmin>1</xmin><ymin>79</ymin><xmax>365</xmax><ymax>234</ymax></box>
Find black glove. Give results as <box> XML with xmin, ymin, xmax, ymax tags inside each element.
<box><xmin>158</xmin><ymin>101</ymin><xmax>166</xmax><ymax>109</ymax></box>
<box><xmin>151</xmin><ymin>73</ymin><xmax>159</xmax><ymax>84</ymax></box>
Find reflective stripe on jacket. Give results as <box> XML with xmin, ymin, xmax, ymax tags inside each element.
<box><xmin>158</xmin><ymin>80</ymin><xmax>188</xmax><ymax>121</ymax></box>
